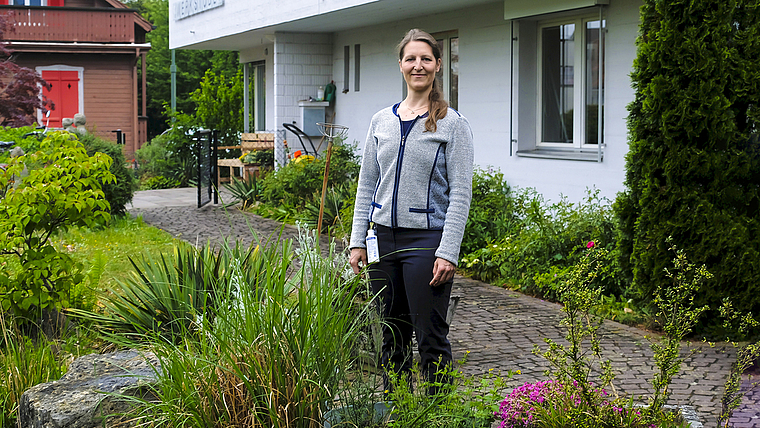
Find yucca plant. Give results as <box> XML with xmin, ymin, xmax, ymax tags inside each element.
<box><xmin>301</xmin><ymin>183</ymin><xmax>353</xmax><ymax>236</ymax></box>
<box><xmin>111</xmin><ymin>228</ymin><xmax>377</xmax><ymax>428</ymax></box>
<box><xmin>223</xmin><ymin>175</ymin><xmax>262</xmax><ymax>209</ymax></box>
<box><xmin>68</xmin><ymin>239</ymin><xmax>267</xmax><ymax>341</ymax></box>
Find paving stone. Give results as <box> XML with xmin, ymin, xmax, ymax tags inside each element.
<box><xmin>128</xmin><ymin>191</ymin><xmax>759</xmax><ymax>426</ymax></box>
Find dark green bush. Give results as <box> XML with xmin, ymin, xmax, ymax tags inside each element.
<box><xmin>461</xmin><ymin>188</ymin><xmax>625</xmax><ymax>298</ymax></box>
<box><xmin>78</xmin><ymin>133</ymin><xmax>136</xmax><ymax>216</ymax></box>
<box><xmin>143</xmin><ymin>175</ymin><xmax>181</xmax><ymax>190</ymax></box>
<box><xmin>259</xmin><ymin>142</ymin><xmax>360</xmax><ymax>209</ymax></box>
<box><xmin>461</xmin><ymin>167</ymin><xmax>518</xmax><ymax>255</ymax></box>
<box><xmin>615</xmin><ymin>0</ymin><xmax>760</xmax><ymax>337</ymax></box>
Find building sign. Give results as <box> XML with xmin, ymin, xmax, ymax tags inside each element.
<box><xmin>175</xmin><ymin>0</ymin><xmax>224</xmax><ymax>20</ymax></box>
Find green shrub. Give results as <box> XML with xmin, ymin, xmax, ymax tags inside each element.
<box><xmin>69</xmin><ymin>240</ymin><xmax>263</xmax><ymax>340</ymax></box>
<box><xmin>142</xmin><ymin>175</ymin><xmax>181</xmax><ymax>190</ymax></box>
<box><xmin>0</xmin><ymin>125</ymin><xmax>48</xmax><ymax>163</ymax></box>
<box><xmin>461</xmin><ymin>188</ymin><xmax>624</xmax><ymax>298</ymax></box>
<box><xmin>134</xmin><ymin>131</ymin><xmax>175</xmax><ymax>180</ymax></box>
<box><xmin>78</xmin><ymin>133</ymin><xmax>136</xmax><ymax>216</ymax></box>
<box><xmin>0</xmin><ymin>132</ymin><xmax>113</xmax><ymax>327</ymax></box>
<box><xmin>241</xmin><ymin>149</ymin><xmax>274</xmax><ymax>167</ymax></box>
<box><xmin>461</xmin><ymin>167</ymin><xmax>517</xmax><ymax>255</ymax></box>
<box><xmin>104</xmin><ymin>230</ymin><xmax>374</xmax><ymax>428</ymax></box>
<box><xmin>146</xmin><ymin>108</ymin><xmax>201</xmax><ymax>187</ymax></box>
<box><xmin>0</xmin><ymin>317</ymin><xmax>68</xmax><ymax>427</ymax></box>
<box><xmin>615</xmin><ymin>0</ymin><xmax>760</xmax><ymax>337</ymax></box>
<box><xmin>257</xmin><ymin>141</ymin><xmax>360</xmax><ymax>218</ymax></box>
<box><xmin>300</xmin><ymin>183</ymin><xmax>354</xmax><ymax>237</ymax></box>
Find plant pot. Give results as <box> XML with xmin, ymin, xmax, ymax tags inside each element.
<box><xmin>323</xmin><ymin>402</ymin><xmax>394</xmax><ymax>428</ymax></box>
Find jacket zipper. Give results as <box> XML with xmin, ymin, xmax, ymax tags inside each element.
<box><xmin>391</xmin><ymin>115</ymin><xmax>419</xmax><ymax>228</ymax></box>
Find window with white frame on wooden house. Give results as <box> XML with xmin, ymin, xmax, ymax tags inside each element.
<box><xmin>7</xmin><ymin>0</ymin><xmax>64</xmax><ymax>5</ymax></box>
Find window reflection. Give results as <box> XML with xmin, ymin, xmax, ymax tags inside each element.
<box><xmin>541</xmin><ymin>24</ymin><xmax>575</xmax><ymax>144</ymax></box>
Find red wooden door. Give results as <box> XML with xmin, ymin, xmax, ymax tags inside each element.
<box><xmin>41</xmin><ymin>70</ymin><xmax>79</xmax><ymax>128</ymax></box>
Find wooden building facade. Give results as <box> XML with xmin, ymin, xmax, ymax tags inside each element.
<box><xmin>1</xmin><ymin>0</ymin><xmax>151</xmax><ymax>157</ymax></box>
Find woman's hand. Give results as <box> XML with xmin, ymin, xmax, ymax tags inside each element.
<box><xmin>430</xmin><ymin>258</ymin><xmax>456</xmax><ymax>287</ymax></box>
<box><xmin>349</xmin><ymin>248</ymin><xmax>368</xmax><ymax>275</ymax></box>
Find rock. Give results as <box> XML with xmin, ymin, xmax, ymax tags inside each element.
<box><xmin>18</xmin><ymin>350</ymin><xmax>160</xmax><ymax>428</ymax></box>
<box><xmin>73</xmin><ymin>114</ymin><xmax>87</xmax><ymax>135</ymax></box>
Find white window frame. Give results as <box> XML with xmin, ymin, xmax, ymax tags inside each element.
<box><xmin>10</xmin><ymin>0</ymin><xmax>48</xmax><ymax>5</ymax></box>
<box><xmin>433</xmin><ymin>30</ymin><xmax>459</xmax><ymax>111</ymax></box>
<box><xmin>536</xmin><ymin>14</ymin><xmax>603</xmax><ymax>150</ymax></box>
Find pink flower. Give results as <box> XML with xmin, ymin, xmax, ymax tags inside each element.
<box><xmin>586</xmin><ymin>241</ymin><xmax>595</xmax><ymax>249</ymax></box>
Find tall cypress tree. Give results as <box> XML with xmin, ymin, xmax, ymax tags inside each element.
<box><xmin>616</xmin><ymin>0</ymin><xmax>760</xmax><ymax>337</ymax></box>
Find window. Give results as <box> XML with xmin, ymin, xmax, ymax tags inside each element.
<box><xmin>11</xmin><ymin>0</ymin><xmax>62</xmax><ymax>5</ymax></box>
<box><xmin>537</xmin><ymin>16</ymin><xmax>604</xmax><ymax>149</ymax></box>
<box><xmin>354</xmin><ymin>44</ymin><xmax>360</xmax><ymax>92</ymax></box>
<box><xmin>434</xmin><ymin>31</ymin><xmax>459</xmax><ymax>111</ymax></box>
<box><xmin>253</xmin><ymin>62</ymin><xmax>266</xmax><ymax>131</ymax></box>
<box><xmin>343</xmin><ymin>45</ymin><xmax>349</xmax><ymax>93</ymax></box>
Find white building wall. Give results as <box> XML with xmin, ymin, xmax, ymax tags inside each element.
<box><xmin>273</xmin><ymin>32</ymin><xmax>333</xmax><ymax>162</ymax></box>
<box><xmin>170</xmin><ymin>0</ymin><xmax>374</xmax><ymax>49</ymax></box>
<box><xmin>239</xmin><ymin>43</ymin><xmax>275</xmax><ymax>132</ymax></box>
<box><xmin>331</xmin><ymin>0</ymin><xmax>640</xmax><ymax>203</ymax></box>
<box><xmin>173</xmin><ymin>0</ymin><xmax>642</xmax><ymax>203</ymax></box>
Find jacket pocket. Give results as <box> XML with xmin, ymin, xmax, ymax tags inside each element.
<box><xmin>409</xmin><ymin>207</ymin><xmax>434</xmax><ymax>213</ymax></box>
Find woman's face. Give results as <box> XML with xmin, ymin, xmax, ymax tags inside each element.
<box><xmin>399</xmin><ymin>40</ymin><xmax>441</xmax><ymax>94</ymax></box>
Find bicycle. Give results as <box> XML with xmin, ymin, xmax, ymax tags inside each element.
<box><xmin>22</xmin><ymin>110</ymin><xmax>51</xmax><ymax>141</ymax></box>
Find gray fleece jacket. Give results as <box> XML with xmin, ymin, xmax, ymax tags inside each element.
<box><xmin>349</xmin><ymin>103</ymin><xmax>474</xmax><ymax>265</ymax></box>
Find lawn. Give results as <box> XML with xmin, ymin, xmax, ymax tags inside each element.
<box><xmin>53</xmin><ymin>215</ymin><xmax>180</xmax><ymax>293</ymax></box>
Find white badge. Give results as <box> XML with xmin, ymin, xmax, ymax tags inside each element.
<box><xmin>366</xmin><ymin>228</ymin><xmax>379</xmax><ymax>264</ymax></box>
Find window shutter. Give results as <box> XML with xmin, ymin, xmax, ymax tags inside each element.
<box><xmin>41</xmin><ymin>70</ymin><xmax>80</xmax><ymax>128</ymax></box>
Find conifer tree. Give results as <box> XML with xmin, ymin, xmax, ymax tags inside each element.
<box><xmin>616</xmin><ymin>0</ymin><xmax>760</xmax><ymax>336</ymax></box>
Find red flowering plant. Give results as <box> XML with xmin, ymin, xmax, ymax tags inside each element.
<box><xmin>496</xmin><ymin>248</ymin><xmax>689</xmax><ymax>428</ymax></box>
<box><xmin>495</xmin><ymin>380</ymin><xmax>684</xmax><ymax>428</ymax></box>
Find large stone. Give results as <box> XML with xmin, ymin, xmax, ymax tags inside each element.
<box><xmin>18</xmin><ymin>350</ymin><xmax>160</xmax><ymax>428</ymax></box>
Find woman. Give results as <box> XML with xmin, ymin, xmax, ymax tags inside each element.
<box><xmin>349</xmin><ymin>28</ymin><xmax>474</xmax><ymax>395</ymax></box>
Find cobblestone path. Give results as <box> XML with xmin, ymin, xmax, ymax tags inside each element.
<box><xmin>130</xmin><ymin>197</ymin><xmax>758</xmax><ymax>427</ymax></box>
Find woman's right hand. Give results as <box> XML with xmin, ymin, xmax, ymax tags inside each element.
<box><xmin>349</xmin><ymin>248</ymin><xmax>368</xmax><ymax>275</ymax></box>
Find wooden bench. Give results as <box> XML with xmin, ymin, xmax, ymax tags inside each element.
<box><xmin>217</xmin><ymin>132</ymin><xmax>275</xmax><ymax>184</ymax></box>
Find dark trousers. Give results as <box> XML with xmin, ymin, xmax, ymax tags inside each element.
<box><xmin>369</xmin><ymin>225</ymin><xmax>452</xmax><ymax>394</ymax></box>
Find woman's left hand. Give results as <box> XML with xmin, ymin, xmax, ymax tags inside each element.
<box><xmin>430</xmin><ymin>258</ymin><xmax>456</xmax><ymax>287</ymax></box>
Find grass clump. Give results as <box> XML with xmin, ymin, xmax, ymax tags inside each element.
<box><xmin>72</xmin><ymin>225</ymin><xmax>376</xmax><ymax>428</ymax></box>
